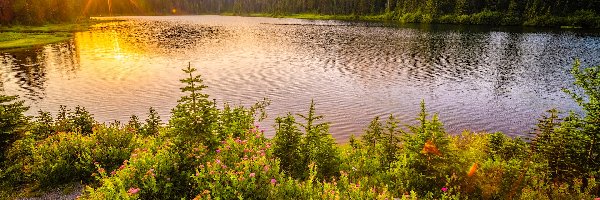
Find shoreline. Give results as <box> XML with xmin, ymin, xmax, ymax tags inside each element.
<box><xmin>0</xmin><ymin>20</ymin><xmax>117</xmax><ymax>50</ymax></box>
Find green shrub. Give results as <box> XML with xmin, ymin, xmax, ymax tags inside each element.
<box><xmin>53</xmin><ymin>105</ymin><xmax>96</xmax><ymax>135</ymax></box>
<box><xmin>29</xmin><ymin>124</ymin><xmax>139</xmax><ymax>188</ymax></box>
<box><xmin>469</xmin><ymin>10</ymin><xmax>503</xmax><ymax>25</ymax></box>
<box><xmin>169</xmin><ymin>63</ymin><xmax>220</xmax><ymax>149</ymax></box>
<box><xmin>273</xmin><ymin>113</ymin><xmax>304</xmax><ymax>179</ymax></box>
<box><xmin>31</xmin><ymin>132</ymin><xmax>94</xmax><ymax>187</ymax></box>
<box><xmin>0</xmin><ymin>95</ymin><xmax>29</xmax><ymax>161</ymax></box>
<box><xmin>143</xmin><ymin>107</ymin><xmax>162</xmax><ymax>136</ymax></box>
<box><xmin>297</xmin><ymin>100</ymin><xmax>341</xmax><ymax>180</ymax></box>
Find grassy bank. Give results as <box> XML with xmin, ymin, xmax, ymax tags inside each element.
<box><xmin>0</xmin><ymin>20</ymin><xmax>106</xmax><ymax>50</ymax></box>
<box><xmin>243</xmin><ymin>13</ymin><xmax>388</xmax><ymax>21</ymax></box>
<box><xmin>228</xmin><ymin>11</ymin><xmax>600</xmax><ymax>28</ymax></box>
<box><xmin>0</xmin><ymin>32</ymin><xmax>72</xmax><ymax>50</ymax></box>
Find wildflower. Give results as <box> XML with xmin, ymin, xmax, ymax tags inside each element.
<box><xmin>249</xmin><ymin>173</ymin><xmax>256</xmax><ymax>177</ymax></box>
<box><xmin>271</xmin><ymin>178</ymin><xmax>277</xmax><ymax>184</ymax></box>
<box><xmin>216</xmin><ymin>159</ymin><xmax>221</xmax><ymax>164</ymax></box>
<box><xmin>421</xmin><ymin>140</ymin><xmax>442</xmax><ymax>156</ymax></box>
<box><xmin>146</xmin><ymin>169</ymin><xmax>155</xmax><ymax>177</ymax></box>
<box><xmin>441</xmin><ymin>187</ymin><xmax>448</xmax><ymax>192</ymax></box>
<box><xmin>263</xmin><ymin>165</ymin><xmax>270</xmax><ymax>172</ymax></box>
<box><xmin>119</xmin><ymin>165</ymin><xmax>126</xmax><ymax>170</ymax></box>
<box><xmin>127</xmin><ymin>187</ymin><xmax>140</xmax><ymax>195</ymax></box>
<box><xmin>468</xmin><ymin>163</ymin><xmax>478</xmax><ymax>177</ymax></box>
<box><xmin>216</xmin><ymin>149</ymin><xmax>221</xmax><ymax>153</ymax></box>
<box><xmin>221</xmin><ymin>164</ymin><xmax>227</xmax><ymax>169</ymax></box>
<box><xmin>111</xmin><ymin>171</ymin><xmax>116</xmax><ymax>175</ymax></box>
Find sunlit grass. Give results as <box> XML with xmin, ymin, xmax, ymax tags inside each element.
<box><xmin>0</xmin><ymin>20</ymin><xmax>118</xmax><ymax>50</ymax></box>
<box><xmin>0</xmin><ymin>32</ymin><xmax>72</xmax><ymax>49</ymax></box>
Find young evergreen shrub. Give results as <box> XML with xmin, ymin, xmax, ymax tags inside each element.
<box><xmin>30</xmin><ymin>111</ymin><xmax>54</xmax><ymax>139</ymax></box>
<box><xmin>362</xmin><ymin>116</ymin><xmax>383</xmax><ymax>148</ymax></box>
<box><xmin>126</xmin><ymin>115</ymin><xmax>143</xmax><ymax>134</ymax></box>
<box><xmin>558</xmin><ymin>60</ymin><xmax>600</xmax><ymax>179</ymax></box>
<box><xmin>273</xmin><ymin>113</ymin><xmax>304</xmax><ymax>179</ymax></box>
<box><xmin>297</xmin><ymin>100</ymin><xmax>341</xmax><ymax>181</ymax></box>
<box><xmin>169</xmin><ymin>63</ymin><xmax>219</xmax><ymax>149</ymax></box>
<box><xmin>143</xmin><ymin>107</ymin><xmax>162</xmax><ymax>136</ymax></box>
<box><xmin>381</xmin><ymin>114</ymin><xmax>402</xmax><ymax>169</ymax></box>
<box><xmin>53</xmin><ymin>105</ymin><xmax>97</xmax><ymax>135</ymax></box>
<box><xmin>72</xmin><ymin>106</ymin><xmax>96</xmax><ymax>135</ymax></box>
<box><xmin>0</xmin><ymin>95</ymin><xmax>29</xmax><ymax>161</ymax></box>
<box><xmin>400</xmin><ymin>100</ymin><xmax>453</xmax><ymax>195</ymax></box>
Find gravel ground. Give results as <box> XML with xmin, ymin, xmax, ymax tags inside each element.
<box><xmin>18</xmin><ymin>184</ymin><xmax>83</xmax><ymax>200</ymax></box>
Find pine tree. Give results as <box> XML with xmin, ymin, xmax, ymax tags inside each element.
<box><xmin>127</xmin><ymin>114</ymin><xmax>143</xmax><ymax>133</ymax></box>
<box><xmin>362</xmin><ymin>116</ymin><xmax>383</xmax><ymax>147</ymax></box>
<box><xmin>297</xmin><ymin>100</ymin><xmax>340</xmax><ymax>180</ymax></box>
<box><xmin>170</xmin><ymin>63</ymin><xmax>218</xmax><ymax>148</ymax></box>
<box><xmin>382</xmin><ymin>114</ymin><xmax>402</xmax><ymax>168</ymax></box>
<box><xmin>273</xmin><ymin>113</ymin><xmax>304</xmax><ymax>178</ymax></box>
<box><xmin>144</xmin><ymin>107</ymin><xmax>162</xmax><ymax>136</ymax></box>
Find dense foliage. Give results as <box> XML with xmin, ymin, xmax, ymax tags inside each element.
<box><xmin>0</xmin><ymin>60</ymin><xmax>599</xmax><ymax>199</ymax></box>
<box><xmin>1</xmin><ymin>0</ymin><xmax>599</xmax><ymax>27</ymax></box>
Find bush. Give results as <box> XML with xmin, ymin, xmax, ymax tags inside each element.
<box><xmin>31</xmin><ymin>132</ymin><xmax>94</xmax><ymax>187</ymax></box>
<box><xmin>469</xmin><ymin>10</ymin><xmax>503</xmax><ymax>25</ymax></box>
<box><xmin>28</xmin><ymin>124</ymin><xmax>139</xmax><ymax>188</ymax></box>
<box><xmin>0</xmin><ymin>95</ymin><xmax>29</xmax><ymax>161</ymax></box>
<box><xmin>273</xmin><ymin>100</ymin><xmax>341</xmax><ymax>181</ymax></box>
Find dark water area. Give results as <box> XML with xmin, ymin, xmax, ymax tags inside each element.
<box><xmin>1</xmin><ymin>16</ymin><xmax>600</xmax><ymax>141</ymax></box>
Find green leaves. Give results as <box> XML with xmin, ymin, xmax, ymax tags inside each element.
<box><xmin>0</xmin><ymin>94</ymin><xmax>29</xmax><ymax>162</ymax></box>
<box><xmin>273</xmin><ymin>100</ymin><xmax>340</xmax><ymax>181</ymax></box>
<box><xmin>169</xmin><ymin>62</ymin><xmax>218</xmax><ymax>148</ymax></box>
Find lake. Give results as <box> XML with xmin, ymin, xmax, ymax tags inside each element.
<box><xmin>1</xmin><ymin>15</ymin><xmax>599</xmax><ymax>141</ymax></box>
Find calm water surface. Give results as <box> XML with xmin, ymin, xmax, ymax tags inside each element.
<box><xmin>2</xmin><ymin>16</ymin><xmax>600</xmax><ymax>141</ymax></box>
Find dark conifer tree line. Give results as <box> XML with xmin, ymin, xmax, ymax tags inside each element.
<box><xmin>1</xmin><ymin>0</ymin><xmax>599</xmax><ymax>27</ymax></box>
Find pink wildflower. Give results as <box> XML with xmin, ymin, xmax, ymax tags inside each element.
<box><xmin>216</xmin><ymin>149</ymin><xmax>221</xmax><ymax>153</ymax></box>
<box><xmin>271</xmin><ymin>178</ymin><xmax>277</xmax><ymax>184</ymax></box>
<box><xmin>441</xmin><ymin>187</ymin><xmax>448</xmax><ymax>192</ymax></box>
<box><xmin>215</xmin><ymin>159</ymin><xmax>221</xmax><ymax>164</ymax></box>
<box><xmin>127</xmin><ymin>187</ymin><xmax>140</xmax><ymax>195</ymax></box>
<box><xmin>249</xmin><ymin>173</ymin><xmax>256</xmax><ymax>177</ymax></box>
<box><xmin>263</xmin><ymin>165</ymin><xmax>270</xmax><ymax>172</ymax></box>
